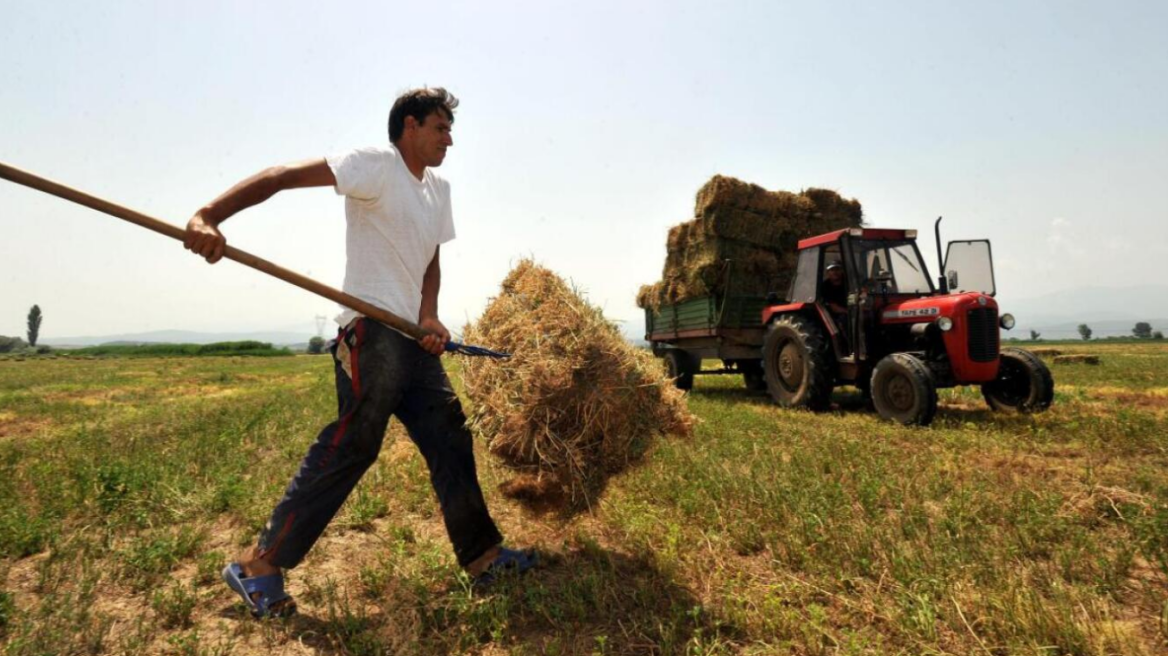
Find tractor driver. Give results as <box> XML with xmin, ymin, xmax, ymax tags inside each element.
<box><xmin>822</xmin><ymin>261</ymin><xmax>848</xmax><ymax>317</ymax></box>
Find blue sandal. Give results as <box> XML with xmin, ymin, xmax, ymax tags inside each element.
<box><xmin>474</xmin><ymin>547</ymin><xmax>539</xmax><ymax>589</ymax></box>
<box><xmin>222</xmin><ymin>563</ymin><xmax>297</xmax><ymax>618</ymax></box>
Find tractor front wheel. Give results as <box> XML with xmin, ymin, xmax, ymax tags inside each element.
<box><xmin>982</xmin><ymin>347</ymin><xmax>1054</xmax><ymax>413</ymax></box>
<box><xmin>870</xmin><ymin>353</ymin><xmax>938</xmax><ymax>426</ymax></box>
<box><xmin>763</xmin><ymin>315</ymin><xmax>833</xmax><ymax>410</ymax></box>
<box><xmin>664</xmin><ymin>350</ymin><xmax>700</xmax><ymax>391</ymax></box>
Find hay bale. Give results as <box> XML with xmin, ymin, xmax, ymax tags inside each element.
<box><xmin>695</xmin><ymin>175</ymin><xmax>806</xmax><ymax>219</ymax></box>
<box><xmin>462</xmin><ymin>260</ymin><xmax>695</xmax><ymax>507</ymax></box>
<box><xmin>1030</xmin><ymin>348</ymin><xmax>1063</xmax><ymax>357</ymax></box>
<box><xmin>636</xmin><ymin>282</ymin><xmax>665</xmax><ymax>311</ymax></box>
<box><xmin>1054</xmin><ymin>354</ymin><xmax>1101</xmax><ymax>365</ymax></box>
<box><xmin>665</xmin><ymin>241</ymin><xmax>792</xmax><ymax>298</ymax></box>
<box><xmin>802</xmin><ymin>187</ymin><xmax>864</xmax><ymax>230</ymax></box>
<box><xmin>693</xmin><ymin>177</ymin><xmax>862</xmax><ymax>245</ymax></box>
<box><xmin>666</xmin><ymin>221</ymin><xmax>694</xmax><ymax>252</ymax></box>
<box><xmin>700</xmin><ymin>205</ymin><xmax>812</xmax><ymax>249</ymax></box>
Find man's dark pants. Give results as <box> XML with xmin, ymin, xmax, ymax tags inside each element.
<box><xmin>257</xmin><ymin>318</ymin><xmax>503</xmax><ymax>569</ymax></box>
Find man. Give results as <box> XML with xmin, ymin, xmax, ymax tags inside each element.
<box><xmin>822</xmin><ymin>261</ymin><xmax>848</xmax><ymax>316</ymax></box>
<box><xmin>185</xmin><ymin>88</ymin><xmax>535</xmax><ymax>619</ymax></box>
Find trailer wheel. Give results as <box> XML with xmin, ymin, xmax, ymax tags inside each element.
<box><xmin>870</xmin><ymin>353</ymin><xmax>937</xmax><ymax>426</ymax></box>
<box><xmin>664</xmin><ymin>350</ymin><xmax>699</xmax><ymax>391</ymax></box>
<box><xmin>982</xmin><ymin>347</ymin><xmax>1054</xmax><ymax>413</ymax></box>
<box><xmin>763</xmin><ymin>315</ymin><xmax>833</xmax><ymax>410</ymax></box>
<box><xmin>739</xmin><ymin>360</ymin><xmax>767</xmax><ymax>392</ymax></box>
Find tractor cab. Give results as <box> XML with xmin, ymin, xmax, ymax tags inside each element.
<box><xmin>773</xmin><ymin>228</ymin><xmax>937</xmax><ymax>356</ymax></box>
<box><xmin>760</xmin><ymin>225</ymin><xmax>1053</xmax><ymax>426</ymax></box>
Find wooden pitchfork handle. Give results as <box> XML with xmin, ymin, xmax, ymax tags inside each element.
<box><xmin>0</xmin><ymin>161</ymin><xmax>429</xmax><ymax>341</ymax></box>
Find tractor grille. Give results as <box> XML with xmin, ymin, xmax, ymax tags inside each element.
<box><xmin>966</xmin><ymin>308</ymin><xmax>999</xmax><ymax>362</ymax></box>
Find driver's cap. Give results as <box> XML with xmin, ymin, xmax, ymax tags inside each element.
<box><xmin>826</xmin><ymin>261</ymin><xmax>843</xmax><ymax>271</ymax></box>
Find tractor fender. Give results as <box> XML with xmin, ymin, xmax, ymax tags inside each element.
<box><xmin>763</xmin><ymin>303</ymin><xmax>839</xmax><ymax>339</ymax></box>
<box><xmin>762</xmin><ymin>302</ymin><xmax>809</xmax><ymax>325</ymax></box>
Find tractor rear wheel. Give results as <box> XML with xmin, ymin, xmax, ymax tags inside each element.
<box><xmin>982</xmin><ymin>347</ymin><xmax>1054</xmax><ymax>413</ymax></box>
<box><xmin>870</xmin><ymin>353</ymin><xmax>937</xmax><ymax>426</ymax></box>
<box><xmin>664</xmin><ymin>350</ymin><xmax>700</xmax><ymax>391</ymax></box>
<box><xmin>763</xmin><ymin>315</ymin><xmax>833</xmax><ymax>410</ymax></box>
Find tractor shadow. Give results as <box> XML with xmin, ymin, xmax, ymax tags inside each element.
<box><xmin>691</xmin><ymin>384</ymin><xmax>874</xmax><ymax>414</ymax></box>
<box><xmin>265</xmin><ymin>545</ymin><xmax>742</xmax><ymax>655</ymax></box>
<box><xmin>690</xmin><ymin>385</ymin><xmax>1038</xmax><ymax>429</ymax></box>
<box><xmin>688</xmin><ymin>384</ymin><xmax>773</xmax><ymax>406</ymax></box>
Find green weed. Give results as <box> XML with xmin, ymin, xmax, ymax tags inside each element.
<box><xmin>151</xmin><ymin>581</ymin><xmax>198</xmax><ymax>629</ymax></box>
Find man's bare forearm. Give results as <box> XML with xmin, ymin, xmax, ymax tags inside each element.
<box><xmin>185</xmin><ymin>158</ymin><xmax>335</xmax><ymax>264</ymax></box>
<box><xmin>197</xmin><ymin>167</ymin><xmax>285</xmax><ymax>226</ymax></box>
<box><xmin>198</xmin><ymin>159</ymin><xmax>336</xmax><ymax>225</ymax></box>
<box><xmin>420</xmin><ymin>248</ymin><xmax>441</xmax><ymax>320</ymax></box>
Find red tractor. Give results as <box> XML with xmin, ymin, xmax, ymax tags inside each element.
<box><xmin>762</xmin><ymin>219</ymin><xmax>1053</xmax><ymax>425</ymax></box>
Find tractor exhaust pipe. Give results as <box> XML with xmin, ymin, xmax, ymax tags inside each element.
<box><xmin>934</xmin><ymin>216</ymin><xmax>948</xmax><ymax>294</ymax></box>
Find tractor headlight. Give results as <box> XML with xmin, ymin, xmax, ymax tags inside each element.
<box><xmin>1000</xmin><ymin>313</ymin><xmax>1015</xmax><ymax>330</ymax></box>
<box><xmin>936</xmin><ymin>317</ymin><xmax>954</xmax><ymax>332</ymax></box>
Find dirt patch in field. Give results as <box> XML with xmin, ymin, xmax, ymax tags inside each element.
<box><xmin>975</xmin><ymin>452</ymin><xmax>1084</xmax><ymax>487</ymax></box>
<box><xmin>161</xmin><ymin>386</ymin><xmax>245</xmax><ymax>402</ymax></box>
<box><xmin>35</xmin><ymin>379</ymin><xmax>271</xmax><ymax>409</ymax></box>
<box><xmin>37</xmin><ymin>385</ymin><xmax>239</xmax><ymax>410</ymax></box>
<box><xmin>3</xmin><ymin>551</ymin><xmax>50</xmax><ymax>611</ymax></box>
<box><xmin>1054</xmin><ymin>354</ymin><xmax>1101</xmax><ymax>365</ymax></box>
<box><xmin>1090</xmin><ymin>386</ymin><xmax>1168</xmax><ymax>413</ymax></box>
<box><xmin>0</xmin><ymin>414</ymin><xmax>55</xmax><ymax>440</ymax></box>
<box><xmin>41</xmin><ymin>388</ymin><xmax>125</xmax><ymax>406</ymax></box>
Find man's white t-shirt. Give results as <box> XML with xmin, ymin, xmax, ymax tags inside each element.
<box><xmin>325</xmin><ymin>146</ymin><xmax>455</xmax><ymax>328</ymax></box>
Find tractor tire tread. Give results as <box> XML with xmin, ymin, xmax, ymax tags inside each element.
<box><xmin>763</xmin><ymin>314</ymin><xmax>834</xmax><ymax>410</ymax></box>
<box><xmin>870</xmin><ymin>352</ymin><xmax>938</xmax><ymax>426</ymax></box>
<box><xmin>982</xmin><ymin>347</ymin><xmax>1054</xmax><ymax>413</ymax></box>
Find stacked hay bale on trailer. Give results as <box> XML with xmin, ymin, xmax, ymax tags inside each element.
<box><xmin>638</xmin><ymin>175</ymin><xmax>862</xmax><ymax>389</ymax></box>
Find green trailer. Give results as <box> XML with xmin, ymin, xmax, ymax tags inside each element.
<box><xmin>645</xmin><ymin>294</ymin><xmax>770</xmax><ymax>391</ymax></box>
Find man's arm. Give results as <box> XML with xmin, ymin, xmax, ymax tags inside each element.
<box><xmin>417</xmin><ymin>247</ymin><xmax>450</xmax><ymax>355</ymax></box>
<box><xmin>184</xmin><ymin>158</ymin><xmax>336</xmax><ymax>263</ymax></box>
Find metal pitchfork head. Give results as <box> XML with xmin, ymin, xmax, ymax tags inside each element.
<box><xmin>444</xmin><ymin>340</ymin><xmax>511</xmax><ymax>359</ymax></box>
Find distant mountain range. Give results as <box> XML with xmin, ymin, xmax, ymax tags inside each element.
<box><xmin>1002</xmin><ymin>284</ymin><xmax>1168</xmax><ymax>339</ymax></box>
<box><xmin>36</xmin><ymin>285</ymin><xmax>1168</xmax><ymax>347</ymax></box>
<box><xmin>43</xmin><ymin>329</ymin><xmax>316</xmax><ymax>349</ymax></box>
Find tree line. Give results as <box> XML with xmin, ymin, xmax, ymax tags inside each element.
<box><xmin>1070</xmin><ymin>322</ymin><xmax>1164</xmax><ymax>341</ymax></box>
<box><xmin>1022</xmin><ymin>322</ymin><xmax>1164</xmax><ymax>342</ymax></box>
<box><xmin>0</xmin><ymin>305</ymin><xmax>46</xmax><ymax>353</ymax></box>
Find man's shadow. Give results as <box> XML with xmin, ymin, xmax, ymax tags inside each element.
<box><xmin>254</xmin><ymin>544</ymin><xmax>740</xmax><ymax>655</ymax></box>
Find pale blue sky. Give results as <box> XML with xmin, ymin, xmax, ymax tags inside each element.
<box><xmin>2</xmin><ymin>0</ymin><xmax>1166</xmax><ymax>339</ymax></box>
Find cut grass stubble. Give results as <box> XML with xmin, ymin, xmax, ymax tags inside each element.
<box><xmin>0</xmin><ymin>342</ymin><xmax>1167</xmax><ymax>654</ymax></box>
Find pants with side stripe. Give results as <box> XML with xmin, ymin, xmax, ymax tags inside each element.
<box><xmin>257</xmin><ymin>317</ymin><xmax>503</xmax><ymax>569</ymax></box>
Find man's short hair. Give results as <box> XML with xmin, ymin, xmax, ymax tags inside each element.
<box><xmin>388</xmin><ymin>87</ymin><xmax>459</xmax><ymax>143</ymax></box>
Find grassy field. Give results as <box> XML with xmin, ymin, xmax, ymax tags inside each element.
<box><xmin>1</xmin><ymin>342</ymin><xmax>1166</xmax><ymax>655</ymax></box>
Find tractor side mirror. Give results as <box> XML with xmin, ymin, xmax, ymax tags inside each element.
<box><xmin>947</xmin><ymin>270</ymin><xmax>959</xmax><ymax>290</ymax></box>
